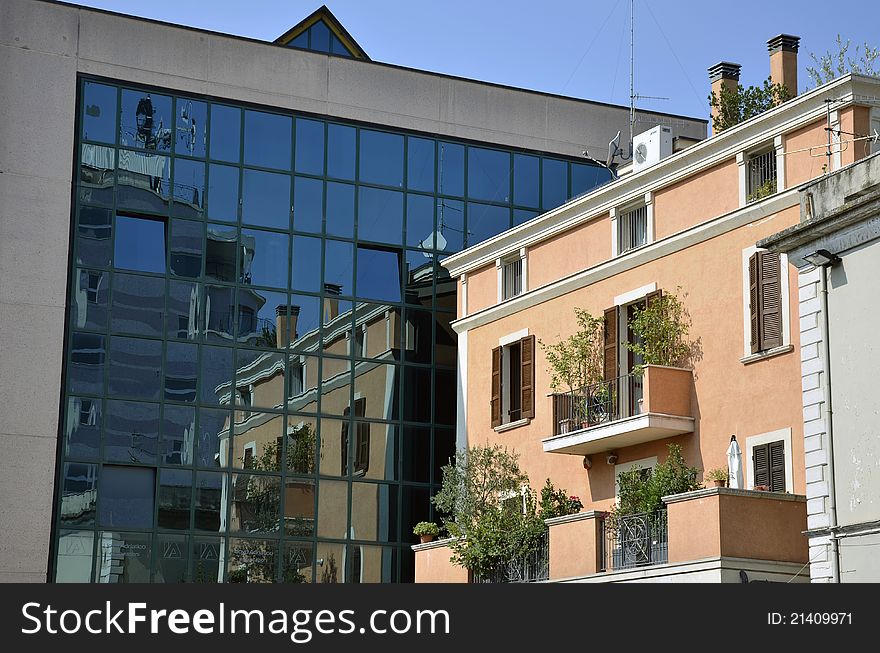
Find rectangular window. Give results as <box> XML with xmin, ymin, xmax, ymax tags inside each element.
<box><xmin>491</xmin><ymin>335</ymin><xmax>535</xmax><ymax>428</ymax></box>
<box><xmin>746</xmin><ymin>148</ymin><xmax>777</xmax><ymax>203</ymax></box>
<box><xmin>748</xmin><ymin>251</ymin><xmax>783</xmax><ymax>354</ymax></box>
<box><xmin>753</xmin><ymin>440</ymin><xmax>785</xmax><ymax>492</ymax></box>
<box><xmin>341</xmin><ymin>399</ymin><xmax>370</xmax><ymax>475</ymax></box>
<box><xmin>617</xmin><ymin>205</ymin><xmax>647</xmax><ymax>254</ymax></box>
<box><xmin>502</xmin><ymin>257</ymin><xmax>523</xmax><ymax>300</ymax></box>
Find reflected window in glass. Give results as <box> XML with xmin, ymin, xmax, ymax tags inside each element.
<box><xmin>468</xmin><ymin>147</ymin><xmax>510</xmax><ymax>203</ymax></box>
<box><xmin>326</xmin><ymin>181</ymin><xmax>354</xmax><ymax>238</ymax></box>
<box><xmin>80</xmin><ymin>144</ymin><xmax>115</xmax><ymax>208</ymax></box>
<box><xmin>513</xmin><ymin>154</ymin><xmax>540</xmax><ymax>208</ymax></box>
<box><xmin>229</xmin><ymin>473</ymin><xmax>280</xmax><ymax>534</ymax></box>
<box><xmin>195</xmin><ymin>472</ymin><xmax>224</xmax><ymax>532</ymax></box>
<box><xmin>73</xmin><ymin>268</ymin><xmax>108</xmax><ymax>331</ymax></box>
<box><xmin>285</xmin><ymin>416</ymin><xmax>318</xmax><ymax>474</ymax></box>
<box><xmin>172</xmin><ymin>158</ymin><xmax>205</xmax><ymax>218</ymax></box>
<box><xmin>161</xmin><ymin>404</ymin><xmax>195</xmax><ymax>465</ymax></box>
<box><xmin>65</xmin><ymin>397</ymin><xmax>102</xmax><ymax>460</ymax></box>
<box><xmin>438</xmin><ymin>142</ymin><xmax>464</xmax><ymax>197</ymax></box>
<box><xmin>117</xmin><ymin>149</ymin><xmax>170</xmax><ymax>212</ymax></box>
<box><xmin>237</xmin><ymin>288</ymin><xmax>288</xmax><ymax>348</ymax></box>
<box><xmin>293</xmin><ymin>176</ymin><xmax>323</xmax><ymax>234</ymax></box>
<box><xmin>200</xmin><ymin>345</ymin><xmax>234</xmax><ymax>405</ymax></box>
<box><xmin>406</xmin><ymin>194</ymin><xmax>435</xmax><ymax>249</ymax></box>
<box><xmin>104</xmin><ymin>399</ymin><xmax>159</xmax><ymax>463</ymax></box>
<box><xmin>242</xmin><ymin>169</ymin><xmax>291</xmax><ymax>230</ymax></box>
<box><xmin>158</xmin><ymin>469</ymin><xmax>193</xmax><ymax>530</ymax></box>
<box><xmin>324</xmin><ymin>240</ymin><xmax>354</xmax><ymax>295</ymax></box>
<box><xmin>77</xmin><ymin>206</ymin><xmax>113</xmax><ymax>268</ymax></box>
<box><xmin>207</xmin><ymin>163</ymin><xmax>239</xmax><ymax>223</ymax></box>
<box><xmin>165</xmin><ymin>341</ymin><xmax>198</xmax><ymax>403</ymax></box>
<box><xmin>401</xmin><ymin>427</ymin><xmax>431</xmax><ymax>483</ymax></box>
<box><xmin>351</xmin><ymin>482</ymin><xmax>399</xmax><ymax>542</ymax></box>
<box><xmin>542</xmin><ymin>158</ymin><xmax>568</xmax><ymax>210</ymax></box>
<box><xmin>204</xmin><ymin>284</ymin><xmax>236</xmax><ymax>342</ymax></box>
<box><xmin>197</xmin><ymin>407</ymin><xmax>231</xmax><ymax>469</ymax></box>
<box><xmin>358</xmin><ymin>186</ymin><xmax>403</xmax><ymax>245</ymax></box>
<box><xmin>114</xmin><ymin>215</ymin><xmax>166</xmax><ymax>274</ymax></box>
<box><xmin>209</xmin><ymin>104</ymin><xmax>241</xmax><ymax>163</ymax></box>
<box><xmin>244</xmin><ymin>110</ymin><xmax>292</xmax><ymax>170</ymax></box>
<box><xmin>205</xmin><ymin>224</ymin><xmax>239</xmax><ymax>283</ymax></box>
<box><xmin>69</xmin><ymin>332</ymin><xmax>105</xmax><ymax>395</ymax></box>
<box><xmin>233</xmin><ymin>354</ymin><xmax>286</xmax><ymax>411</ymax></box>
<box><xmin>60</xmin><ymin>463</ymin><xmax>97</xmax><ymax>527</ymax></box>
<box><xmin>403</xmin><ymin>367</ymin><xmax>431</xmax><ymax>423</ymax></box>
<box><xmin>436</xmin><ymin>198</ymin><xmax>463</xmax><ymax>251</ymax></box>
<box><xmin>175</xmin><ymin>98</ymin><xmax>207</xmax><ymax>158</ymax></box>
<box><xmin>407</xmin><ymin>137</ymin><xmax>435</xmax><ymax>193</ymax></box>
<box><xmin>111</xmin><ymin>272</ymin><xmax>164</xmax><ymax>336</ymax></box>
<box><xmin>169</xmin><ymin>218</ymin><xmax>203</xmax><ymax>278</ymax></box>
<box><xmin>295</xmin><ymin>119</ymin><xmax>324</xmax><ymax>176</ymax></box>
<box><xmin>167</xmin><ymin>280</ymin><xmax>200</xmax><ymax>340</ymax></box>
<box><xmin>241</xmin><ymin>228</ymin><xmax>289</xmax><ymax>289</ymax></box>
<box><xmin>82</xmin><ymin>82</ymin><xmax>117</xmax><ymax>144</ymax></box>
<box><xmin>120</xmin><ymin>90</ymin><xmax>172</xmax><ymax>152</ymax></box>
<box><xmin>99</xmin><ymin>465</ymin><xmax>156</xmax><ymax>528</ymax></box>
<box><xmin>359</xmin><ymin>129</ymin><xmax>404</xmax><ymax>187</ymax></box>
<box><xmin>317</xmin><ymin>479</ymin><xmax>348</xmax><ymax>538</ymax></box>
<box><xmin>108</xmin><ymin>336</ymin><xmax>162</xmax><ymax>401</ymax></box>
<box><xmin>327</xmin><ymin>124</ymin><xmax>356</xmax><ymax>181</ymax></box>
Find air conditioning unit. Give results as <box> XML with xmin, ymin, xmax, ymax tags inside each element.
<box><xmin>632</xmin><ymin>125</ymin><xmax>672</xmax><ymax>173</ymax></box>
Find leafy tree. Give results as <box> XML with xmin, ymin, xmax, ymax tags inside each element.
<box><xmin>626</xmin><ymin>288</ymin><xmax>700</xmax><ymax>372</ymax></box>
<box><xmin>539</xmin><ymin>308</ymin><xmax>604</xmax><ymax>393</ymax></box>
<box><xmin>708</xmin><ymin>77</ymin><xmax>790</xmax><ymax>132</ymax></box>
<box><xmin>806</xmin><ymin>34</ymin><xmax>880</xmax><ymax>87</ymax></box>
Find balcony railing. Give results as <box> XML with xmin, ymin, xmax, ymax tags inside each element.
<box><xmin>601</xmin><ymin>510</ymin><xmax>668</xmax><ymax>571</ymax></box>
<box><xmin>551</xmin><ymin>372</ymin><xmax>643</xmax><ymax>436</ymax></box>
<box><xmin>473</xmin><ymin>533</ymin><xmax>549</xmax><ymax>583</ymax></box>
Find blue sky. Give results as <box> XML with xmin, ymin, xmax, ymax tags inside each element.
<box><xmin>69</xmin><ymin>0</ymin><xmax>880</xmax><ymax>121</ymax></box>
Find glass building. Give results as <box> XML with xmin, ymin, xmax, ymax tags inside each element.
<box><xmin>55</xmin><ymin>76</ymin><xmax>613</xmax><ymax>583</ymax></box>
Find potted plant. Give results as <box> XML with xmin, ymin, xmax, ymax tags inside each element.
<box><xmin>413</xmin><ymin>521</ymin><xmax>440</xmax><ymax>544</ymax></box>
<box><xmin>705</xmin><ymin>467</ymin><xmax>729</xmax><ymax>488</ymax></box>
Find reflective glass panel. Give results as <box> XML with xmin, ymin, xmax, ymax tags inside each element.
<box><xmin>358</xmin><ymin>186</ymin><xmax>403</xmax><ymax>245</ymax></box>
<box><xmin>402</xmin><ymin>307</ymin><xmax>432</xmax><ymax>364</ymax></box>
<box><xmin>354</xmin><ymin>302</ymin><xmax>400</xmax><ymax>360</ymax></box>
<box><xmin>120</xmin><ymin>90</ymin><xmax>172</xmax><ymax>152</ymax></box>
<box><xmin>291</xmin><ymin>235</ymin><xmax>322</xmax><ymax>293</ymax></box>
<box><xmin>401</xmin><ymin>486</ymin><xmax>431</xmax><ymax>544</ymax></box>
<box><xmin>65</xmin><ymin>397</ymin><xmax>101</xmax><ymax>461</ymax></box>
<box><xmin>350</xmin><ymin>545</ymin><xmax>397</xmax><ymax>583</ymax></box>
<box><xmin>468</xmin><ymin>147</ymin><xmax>510</xmax><ymax>203</ymax></box>
<box><xmin>155</xmin><ymin>533</ymin><xmax>188</xmax><ymax>582</ymax></box>
<box><xmin>241</xmin><ymin>228</ymin><xmax>289</xmax><ymax>289</ymax></box>
<box><xmin>359</xmin><ymin>130</ymin><xmax>404</xmax><ymax>187</ymax></box>
<box><xmin>317</xmin><ymin>479</ymin><xmax>348</xmax><ymax>538</ymax></box>
<box><xmin>172</xmin><ymin>158</ymin><xmax>205</xmax><ymax>218</ymax></box>
<box><xmin>283</xmin><ymin>478</ymin><xmax>316</xmax><ymax>537</ymax></box>
<box><xmin>404</xmin><ymin>251</ymin><xmax>436</xmax><ymax>306</ymax></box>
<box><xmin>571</xmin><ymin>162</ymin><xmax>609</xmax><ymax>198</ymax></box>
<box><xmin>326</xmin><ymin>181</ymin><xmax>354</xmax><ymax>238</ymax></box>
<box><xmin>356</xmin><ymin>247</ymin><xmax>402</xmax><ymax>303</ymax></box>
<box><xmin>204</xmin><ymin>284</ymin><xmax>235</xmax><ymax>342</ymax></box>
<box><xmin>407</xmin><ymin>137</ymin><xmax>435</xmax><ymax>193</ymax></box>
<box><xmin>237</xmin><ymin>288</ymin><xmax>288</xmax><ymax>348</ymax></box>
<box><xmin>288</xmin><ymin>294</ymin><xmax>322</xmax><ymax>347</ymax></box>
<box><xmin>161</xmin><ymin>404</ymin><xmax>195</xmax><ymax>466</ymax></box>
<box><xmin>467</xmin><ymin>202</ymin><xmax>510</xmax><ymax>247</ymax></box>
<box><xmin>295</xmin><ymin>119</ymin><xmax>324</xmax><ymax>175</ymax></box>
<box><xmin>167</xmin><ymin>280</ymin><xmax>199</xmax><ymax>340</ymax></box>
<box><xmin>434</xmin><ymin>429</ymin><xmax>455</xmax><ymax>484</ymax></box>
<box><xmin>158</xmin><ymin>469</ymin><xmax>192</xmax><ymax>530</ymax></box>
<box><xmin>60</xmin><ymin>462</ymin><xmax>97</xmax><ymax>527</ymax></box>
<box><xmin>234</xmin><ymin>353</ymin><xmax>286</xmax><ymax>411</ymax></box>
<box><xmin>73</xmin><ymin>268</ymin><xmax>109</xmax><ymax>331</ymax></box>
<box><xmin>195</xmin><ymin>472</ymin><xmax>224</xmax><ymax>532</ymax></box>
<box><xmin>98</xmin><ymin>466</ymin><xmax>156</xmax><ymax>528</ymax></box>
<box><xmin>207</xmin><ymin>164</ymin><xmax>240</xmax><ymax>223</ymax></box>
<box><xmin>227</xmin><ymin>538</ymin><xmax>277</xmax><ymax>583</ymax></box>
<box><xmin>353</xmin><ymin>366</ymin><xmax>399</xmax><ymax>421</ymax></box>
<box><xmin>117</xmin><ymin>149</ymin><xmax>170</xmax><ymax>212</ymax></box>
<box><xmin>310</xmin><ymin>20</ymin><xmax>330</xmax><ymax>52</ymax></box>
<box><xmin>104</xmin><ymin>399</ymin><xmax>159</xmax><ymax>463</ymax></box>
<box><xmin>197</xmin><ymin>407</ymin><xmax>231</xmax><ymax>469</ymax></box>
<box><xmin>165</xmin><ymin>341</ymin><xmax>198</xmax><ymax>403</ymax></box>
<box><xmin>114</xmin><ymin>215</ymin><xmax>166</xmax><ymax>274</ymax></box>
<box><xmin>69</xmin><ymin>332</ymin><xmax>105</xmax><ymax>395</ymax></box>
<box><xmin>108</xmin><ymin>336</ymin><xmax>162</xmax><ymax>401</ymax></box>
<box><xmin>169</xmin><ymin>218</ymin><xmax>203</xmax><ymax>278</ymax></box>
<box><xmin>175</xmin><ymin>98</ymin><xmax>207</xmax><ymax>158</ymax></box>
<box><xmin>242</xmin><ymin>169</ymin><xmax>291</xmax><ymax>230</ymax></box>
<box><xmin>244</xmin><ymin>110</ymin><xmax>292</xmax><ymax>170</ymax></box>
<box><xmin>436</xmin><ymin>198</ymin><xmax>463</xmax><ymax>251</ymax></box>
<box><xmin>209</xmin><ymin>104</ymin><xmax>241</xmax><ymax>163</ymax></box>
<box><xmin>406</xmin><ymin>194</ymin><xmax>435</xmax><ymax>249</ymax></box>
<box><xmin>327</xmin><ymin>124</ymin><xmax>356</xmax><ymax>181</ymax></box>
<box><xmin>56</xmin><ymin>530</ymin><xmax>95</xmax><ymax>583</ymax></box>
<box><xmin>80</xmin><ymin>144</ymin><xmax>115</xmax><ymax>207</ymax></box>
<box><xmin>77</xmin><ymin>206</ymin><xmax>113</xmax><ymax>268</ymax></box>
<box><xmin>330</xmin><ymin>34</ymin><xmax>350</xmax><ymax>57</ymax></box>
<box><xmin>353</xmin><ymin>422</ymin><xmax>398</xmax><ymax>482</ymax></box>
<box><xmin>435</xmin><ymin>369</ymin><xmax>456</xmax><ymax>425</ymax></box>
<box><xmin>438</xmin><ymin>142</ymin><xmax>464</xmax><ymax>197</ymax></box>
<box><xmin>324</xmin><ymin>240</ymin><xmax>354</xmax><ymax>295</ymax></box>
<box><xmin>513</xmin><ymin>153</ymin><xmax>540</xmax><ymax>208</ymax></box>
<box><xmin>401</xmin><ymin>427</ymin><xmax>431</xmax><ymax>483</ymax></box>
<box><xmin>205</xmin><ymin>224</ymin><xmax>238</xmax><ymax>283</ymax></box>
<box><xmin>315</xmin><ymin>541</ymin><xmax>345</xmax><ymax>583</ymax></box>
<box><xmin>290</xmin><ymin>31</ymin><xmax>309</xmax><ymax>49</ymax></box>
<box><xmin>514</xmin><ymin>208</ymin><xmax>539</xmax><ymax>226</ymax></box>
<box><xmin>200</xmin><ymin>345</ymin><xmax>233</xmax><ymax>406</ymax></box>
<box><xmin>82</xmin><ymin>82</ymin><xmax>117</xmax><ymax>144</ymax></box>
<box><xmin>229</xmin><ymin>473</ymin><xmax>280</xmax><ymax>534</ymax></box>
<box><xmin>542</xmin><ymin>157</ymin><xmax>568</xmax><ymax>210</ymax></box>
<box><xmin>293</xmin><ymin>176</ymin><xmax>323</xmax><ymax>234</ymax></box>
<box><xmin>282</xmin><ymin>541</ymin><xmax>314</xmax><ymax>583</ymax></box>
<box><xmin>351</xmin><ymin>482</ymin><xmax>398</xmax><ymax>543</ymax></box>
<box><xmin>285</xmin><ymin>415</ymin><xmax>318</xmax><ymax>474</ymax></box>
<box><xmin>403</xmin><ymin>366</ymin><xmax>431</xmax><ymax>423</ymax></box>
<box><xmin>95</xmin><ymin>531</ymin><xmax>151</xmax><ymax>583</ymax></box>
<box><xmin>111</xmin><ymin>272</ymin><xmax>164</xmax><ymax>336</ymax></box>
<box><xmin>192</xmin><ymin>537</ymin><xmax>223</xmax><ymax>582</ymax></box>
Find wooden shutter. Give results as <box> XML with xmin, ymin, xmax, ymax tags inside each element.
<box><xmin>354</xmin><ymin>398</ymin><xmax>369</xmax><ymax>474</ymax></box>
<box><xmin>769</xmin><ymin>440</ymin><xmax>786</xmax><ymax>492</ymax></box>
<box><xmin>749</xmin><ymin>253</ymin><xmax>760</xmax><ymax>354</ymax></box>
<box><xmin>759</xmin><ymin>252</ymin><xmax>783</xmax><ymax>350</ymax></box>
<box><xmin>753</xmin><ymin>443</ymin><xmax>769</xmax><ymax>488</ymax></box>
<box><xmin>341</xmin><ymin>406</ymin><xmax>351</xmax><ymax>475</ymax></box>
<box><xmin>645</xmin><ymin>289</ymin><xmax>663</xmax><ymax>308</ymax></box>
<box><xmin>491</xmin><ymin>346</ymin><xmax>502</xmax><ymax>427</ymax></box>
<box><xmin>520</xmin><ymin>335</ymin><xmax>535</xmax><ymax>419</ymax></box>
<box><xmin>603</xmin><ymin>307</ymin><xmax>618</xmax><ymax>382</ymax></box>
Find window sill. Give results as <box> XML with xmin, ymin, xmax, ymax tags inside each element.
<box><xmin>494</xmin><ymin>418</ymin><xmax>530</xmax><ymax>433</ymax></box>
<box><xmin>740</xmin><ymin>344</ymin><xmax>793</xmax><ymax>365</ymax></box>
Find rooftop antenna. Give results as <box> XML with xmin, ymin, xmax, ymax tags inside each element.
<box><xmin>627</xmin><ymin>0</ymin><xmax>669</xmax><ymax>150</ymax></box>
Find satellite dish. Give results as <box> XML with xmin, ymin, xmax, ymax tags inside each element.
<box><xmin>606</xmin><ymin>131</ymin><xmax>621</xmax><ymax>168</ymax></box>
<box><xmin>635</xmin><ymin>142</ymin><xmax>648</xmax><ymax>164</ymax></box>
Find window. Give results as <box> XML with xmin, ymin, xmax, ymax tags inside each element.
<box><xmin>871</xmin><ymin>110</ymin><xmax>880</xmax><ymax>155</ymax></box>
<box><xmin>86</xmin><ymin>273</ymin><xmax>102</xmax><ymax>302</ymax></box>
<box><xmin>617</xmin><ymin>205</ymin><xmax>648</xmax><ymax>254</ymax></box>
<box><xmin>502</xmin><ymin>257</ymin><xmax>523</xmax><ymax>300</ymax></box>
<box><xmin>753</xmin><ymin>440</ymin><xmax>786</xmax><ymax>492</ymax></box>
<box><xmin>342</xmin><ymin>398</ymin><xmax>370</xmax><ymax>475</ymax></box>
<box><xmin>746</xmin><ymin>148</ymin><xmax>777</xmax><ymax>203</ymax></box>
<box><xmin>748</xmin><ymin>250</ymin><xmax>783</xmax><ymax>354</ymax></box>
<box><xmin>491</xmin><ymin>335</ymin><xmax>535</xmax><ymax>428</ymax></box>
<box><xmin>79</xmin><ymin>399</ymin><xmax>97</xmax><ymax>426</ymax></box>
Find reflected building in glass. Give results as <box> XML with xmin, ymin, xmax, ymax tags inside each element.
<box><xmin>2</xmin><ymin>2</ymin><xmax>705</xmax><ymax>583</ymax></box>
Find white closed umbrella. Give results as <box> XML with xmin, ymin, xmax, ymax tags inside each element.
<box><xmin>727</xmin><ymin>435</ymin><xmax>743</xmax><ymax>489</ymax></box>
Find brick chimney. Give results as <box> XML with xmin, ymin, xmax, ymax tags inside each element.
<box><xmin>708</xmin><ymin>62</ymin><xmax>741</xmax><ymax>132</ymax></box>
<box><xmin>275</xmin><ymin>304</ymin><xmax>300</xmax><ymax>348</ymax></box>
<box><xmin>767</xmin><ymin>34</ymin><xmax>800</xmax><ymax>98</ymax></box>
<box><xmin>323</xmin><ymin>283</ymin><xmax>342</xmax><ymax>323</ymax></box>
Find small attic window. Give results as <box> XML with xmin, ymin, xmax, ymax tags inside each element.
<box><xmin>286</xmin><ymin>19</ymin><xmax>353</xmax><ymax>57</ymax></box>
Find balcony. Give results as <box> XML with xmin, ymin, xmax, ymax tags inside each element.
<box><xmin>542</xmin><ymin>365</ymin><xmax>694</xmax><ymax>456</ymax></box>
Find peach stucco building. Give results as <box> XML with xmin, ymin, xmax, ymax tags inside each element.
<box><xmin>415</xmin><ymin>37</ymin><xmax>880</xmax><ymax>582</ymax></box>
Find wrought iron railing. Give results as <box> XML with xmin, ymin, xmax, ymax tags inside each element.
<box><xmin>602</xmin><ymin>510</ymin><xmax>668</xmax><ymax>571</ymax></box>
<box><xmin>551</xmin><ymin>372</ymin><xmax>644</xmax><ymax>435</ymax></box>
<box><xmin>473</xmin><ymin>533</ymin><xmax>549</xmax><ymax>583</ymax></box>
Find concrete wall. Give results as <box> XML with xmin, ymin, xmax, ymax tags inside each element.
<box><xmin>412</xmin><ymin>539</ymin><xmax>469</xmax><ymax>583</ymax></box>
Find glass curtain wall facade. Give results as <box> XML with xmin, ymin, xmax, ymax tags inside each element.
<box><xmin>55</xmin><ymin>77</ymin><xmax>613</xmax><ymax>583</ymax></box>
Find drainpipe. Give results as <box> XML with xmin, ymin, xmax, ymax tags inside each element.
<box><xmin>818</xmin><ymin>265</ymin><xmax>840</xmax><ymax>583</ymax></box>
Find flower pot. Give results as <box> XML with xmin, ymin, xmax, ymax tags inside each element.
<box><xmin>712</xmin><ymin>479</ymin><xmax>726</xmax><ymax>488</ymax></box>
<box><xmin>419</xmin><ymin>534</ymin><xmax>435</xmax><ymax>544</ymax></box>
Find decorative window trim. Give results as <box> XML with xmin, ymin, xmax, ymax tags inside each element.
<box><xmin>614</xmin><ymin>282</ymin><xmax>657</xmax><ymax>308</ymax></box>
<box><xmin>741</xmin><ymin>245</ymin><xmax>790</xmax><ymax>360</ymax></box>
<box><xmin>611</xmin><ymin>193</ymin><xmax>653</xmax><ymax>257</ymax></box>
<box><xmin>745</xmin><ymin>427</ymin><xmax>793</xmax><ymax>492</ymax></box>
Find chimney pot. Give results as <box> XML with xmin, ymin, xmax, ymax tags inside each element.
<box><xmin>767</xmin><ymin>34</ymin><xmax>800</xmax><ymax>98</ymax></box>
<box><xmin>708</xmin><ymin>62</ymin><xmax>742</xmax><ymax>133</ymax></box>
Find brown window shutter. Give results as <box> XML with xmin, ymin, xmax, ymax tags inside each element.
<box><xmin>491</xmin><ymin>346</ymin><xmax>502</xmax><ymax>428</ymax></box>
<box><xmin>603</xmin><ymin>307</ymin><xmax>618</xmax><ymax>382</ymax></box>
<box><xmin>753</xmin><ymin>443</ymin><xmax>769</xmax><ymax>488</ymax></box>
<box><xmin>749</xmin><ymin>253</ymin><xmax>760</xmax><ymax>354</ymax></box>
<box><xmin>520</xmin><ymin>335</ymin><xmax>535</xmax><ymax>419</ymax></box>
<box><xmin>341</xmin><ymin>406</ymin><xmax>351</xmax><ymax>475</ymax></box>
<box><xmin>769</xmin><ymin>440</ymin><xmax>786</xmax><ymax>492</ymax></box>
<box><xmin>645</xmin><ymin>289</ymin><xmax>663</xmax><ymax>308</ymax></box>
<box><xmin>276</xmin><ymin>435</ymin><xmax>283</xmax><ymax>469</ymax></box>
<box><xmin>759</xmin><ymin>251</ymin><xmax>783</xmax><ymax>351</ymax></box>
